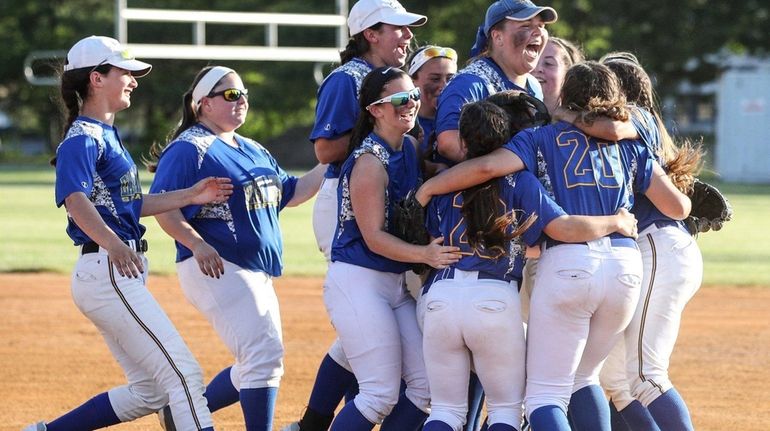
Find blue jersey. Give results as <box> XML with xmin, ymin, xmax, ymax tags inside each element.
<box><xmin>149</xmin><ymin>124</ymin><xmax>298</xmax><ymax>276</ymax></box>
<box><xmin>310</xmin><ymin>57</ymin><xmax>373</xmax><ymax>179</ymax></box>
<box><xmin>426</xmin><ymin>171</ymin><xmax>566</xmax><ymax>282</ymax></box>
<box><xmin>506</xmin><ymin>122</ymin><xmax>654</xmax><ymax>225</ymax></box>
<box><xmin>435</xmin><ymin>56</ymin><xmax>543</xmax><ymax>139</ymax></box>
<box><xmin>417</xmin><ymin>115</ymin><xmax>435</xmax><ymax>156</ymax></box>
<box><xmin>332</xmin><ymin>133</ymin><xmax>421</xmax><ymax>273</ymax></box>
<box><xmin>54</xmin><ymin>116</ymin><xmax>145</xmax><ymax>245</ymax></box>
<box><xmin>628</xmin><ymin>108</ymin><xmax>688</xmax><ymax>233</ymax></box>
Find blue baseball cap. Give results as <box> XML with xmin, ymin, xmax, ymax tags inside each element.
<box><xmin>483</xmin><ymin>0</ymin><xmax>558</xmax><ymax>36</ymax></box>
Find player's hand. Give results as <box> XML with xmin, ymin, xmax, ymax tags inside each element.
<box><xmin>191</xmin><ymin>240</ymin><xmax>225</xmax><ymax>278</ymax></box>
<box><xmin>422</xmin><ymin>236</ymin><xmax>462</xmax><ymax>269</ymax></box>
<box><xmin>189</xmin><ymin>177</ymin><xmax>233</xmax><ymax>205</ymax></box>
<box><xmin>615</xmin><ymin>208</ymin><xmax>638</xmax><ymax>239</ymax></box>
<box><xmin>106</xmin><ymin>241</ymin><xmax>144</xmax><ymax>278</ymax></box>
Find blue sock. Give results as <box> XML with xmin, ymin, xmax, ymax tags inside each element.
<box><xmin>529</xmin><ymin>405</ymin><xmax>570</xmax><ymax>431</ymax></box>
<box><xmin>424</xmin><ymin>420</ymin><xmax>454</xmax><ymax>431</ymax></box>
<box><xmin>345</xmin><ymin>379</ymin><xmax>360</xmax><ymax>404</ymax></box>
<box><xmin>46</xmin><ymin>392</ymin><xmax>120</xmax><ymax>430</ymax></box>
<box><xmin>465</xmin><ymin>372</ymin><xmax>486</xmax><ymax>431</ymax></box>
<box><xmin>609</xmin><ymin>400</ymin><xmax>630</xmax><ymax>431</ymax></box>
<box><xmin>568</xmin><ymin>385</ymin><xmax>610</xmax><ymax>431</ymax></box>
<box><xmin>617</xmin><ymin>400</ymin><xmax>660</xmax><ymax>431</ymax></box>
<box><xmin>488</xmin><ymin>423</ymin><xmax>517</xmax><ymax>431</ymax></box>
<box><xmin>380</xmin><ymin>392</ymin><xmax>428</xmax><ymax>431</ymax></box>
<box><xmin>330</xmin><ymin>402</ymin><xmax>375</xmax><ymax>431</ymax></box>
<box><xmin>240</xmin><ymin>387</ymin><xmax>278</xmax><ymax>431</ymax></box>
<box><xmin>308</xmin><ymin>354</ymin><xmax>356</xmax><ymax>414</ymax></box>
<box><xmin>647</xmin><ymin>388</ymin><xmax>694</xmax><ymax>431</ymax></box>
<box><xmin>205</xmin><ymin>366</ymin><xmax>240</xmax><ymax>412</ymax></box>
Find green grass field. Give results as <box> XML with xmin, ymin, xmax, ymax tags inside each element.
<box><xmin>2</xmin><ymin>164</ymin><xmax>769</xmax><ymax>285</ymax></box>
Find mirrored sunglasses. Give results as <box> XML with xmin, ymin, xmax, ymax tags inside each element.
<box><xmin>208</xmin><ymin>88</ymin><xmax>249</xmax><ymax>102</ymax></box>
<box><xmin>367</xmin><ymin>87</ymin><xmax>421</xmax><ymax>109</ymax></box>
<box><xmin>421</xmin><ymin>46</ymin><xmax>458</xmax><ymax>61</ymax></box>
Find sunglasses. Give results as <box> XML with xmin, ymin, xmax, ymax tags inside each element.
<box><xmin>367</xmin><ymin>87</ymin><xmax>421</xmax><ymax>109</ymax></box>
<box><xmin>408</xmin><ymin>46</ymin><xmax>458</xmax><ymax>75</ymax></box>
<box><xmin>207</xmin><ymin>88</ymin><xmax>249</xmax><ymax>102</ymax></box>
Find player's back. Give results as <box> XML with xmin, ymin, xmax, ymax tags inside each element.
<box><xmin>506</xmin><ymin>121</ymin><xmax>654</xmax><ymax>217</ymax></box>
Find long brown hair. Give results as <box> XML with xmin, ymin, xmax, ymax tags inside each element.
<box><xmin>601</xmin><ymin>52</ymin><xmax>703</xmax><ymax>193</ymax></box>
<box><xmin>459</xmin><ymin>101</ymin><xmax>535</xmax><ymax>252</ymax></box>
<box><xmin>51</xmin><ymin>64</ymin><xmax>113</xmax><ymax>166</ymax></box>
<box><xmin>339</xmin><ymin>23</ymin><xmax>382</xmax><ymax>65</ymax></box>
<box><xmin>561</xmin><ymin>61</ymin><xmax>629</xmax><ymax>124</ymax></box>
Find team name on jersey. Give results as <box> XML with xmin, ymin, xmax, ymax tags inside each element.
<box><xmin>244</xmin><ymin>174</ymin><xmax>282</xmax><ymax>210</ymax></box>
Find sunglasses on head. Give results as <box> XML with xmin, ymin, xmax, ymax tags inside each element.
<box><xmin>367</xmin><ymin>87</ymin><xmax>421</xmax><ymax>109</ymax></box>
<box><xmin>207</xmin><ymin>88</ymin><xmax>249</xmax><ymax>102</ymax></box>
<box><xmin>421</xmin><ymin>46</ymin><xmax>458</xmax><ymax>61</ymax></box>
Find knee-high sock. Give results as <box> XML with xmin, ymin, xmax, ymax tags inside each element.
<box><xmin>205</xmin><ymin>366</ymin><xmax>240</xmax><ymax>412</ymax></box>
<box><xmin>647</xmin><ymin>388</ymin><xmax>693</xmax><ymax>431</ymax></box>
<box><xmin>46</xmin><ymin>392</ymin><xmax>120</xmax><ymax>431</ymax></box>
<box><xmin>529</xmin><ymin>405</ymin><xmax>570</xmax><ymax>431</ymax></box>
<box><xmin>240</xmin><ymin>387</ymin><xmax>278</xmax><ymax>431</ymax></box>
<box><xmin>330</xmin><ymin>402</ymin><xmax>375</xmax><ymax>431</ymax></box>
<box><xmin>568</xmin><ymin>385</ymin><xmax>610</xmax><ymax>431</ymax></box>
<box><xmin>380</xmin><ymin>391</ymin><xmax>428</xmax><ymax>431</ymax></box>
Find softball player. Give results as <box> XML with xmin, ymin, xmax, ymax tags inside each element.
<box><xmin>148</xmin><ymin>66</ymin><xmax>325</xmax><ymax>431</ymax></box>
<box><xmin>25</xmin><ymin>36</ymin><xmax>232</xmax><ymax>431</ymax></box>
<box><xmin>421</xmin><ymin>100</ymin><xmax>639</xmax><ymax>431</ymax></box>
<box><xmin>434</xmin><ymin>0</ymin><xmax>557</xmax><ymax>163</ymax></box>
<box><xmin>325</xmin><ymin>66</ymin><xmax>460</xmax><ymax>431</ymax></box>
<box><xmin>532</xmin><ymin>37</ymin><xmax>584</xmax><ymax>115</ymax></box>
<box><xmin>285</xmin><ymin>1</ymin><xmax>427</xmax><ymax>430</ymax></box>
<box><xmin>417</xmin><ymin>61</ymin><xmax>692</xmax><ymax>431</ymax></box>
<box><xmin>406</xmin><ymin>45</ymin><xmax>458</xmax><ymax>172</ymax></box>
<box><xmin>592</xmin><ymin>53</ymin><xmax>704</xmax><ymax>431</ymax></box>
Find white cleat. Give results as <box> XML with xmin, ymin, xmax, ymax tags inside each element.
<box><xmin>22</xmin><ymin>423</ymin><xmax>47</xmax><ymax>431</ymax></box>
<box><xmin>280</xmin><ymin>422</ymin><xmax>301</xmax><ymax>431</ymax></box>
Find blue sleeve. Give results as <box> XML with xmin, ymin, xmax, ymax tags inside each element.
<box><xmin>620</xmin><ymin>140</ymin><xmax>655</xmax><ymax>196</ymax></box>
<box><xmin>630</xmin><ymin>107</ymin><xmax>661</xmax><ymax>156</ymax></box>
<box><xmin>148</xmin><ymin>141</ymin><xmax>202</xmax><ymax>220</ymax></box>
<box><xmin>509</xmin><ymin>172</ymin><xmax>566</xmax><ymax>246</ymax></box>
<box><xmin>435</xmin><ymin>74</ymin><xmax>491</xmax><ymax>135</ymax></box>
<box><xmin>504</xmin><ymin>129</ymin><xmax>539</xmax><ymax>173</ymax></box>
<box><xmin>310</xmin><ymin>72</ymin><xmax>359</xmax><ymax>142</ymax></box>
<box><xmin>425</xmin><ymin>197</ymin><xmax>443</xmax><ymax>239</ymax></box>
<box><xmin>272</xmin><ymin>156</ymin><xmax>298</xmax><ymax>210</ymax></box>
<box><xmin>54</xmin><ymin>135</ymin><xmax>99</xmax><ymax>207</ymax></box>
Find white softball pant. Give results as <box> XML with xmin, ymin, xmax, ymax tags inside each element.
<box><xmin>323</xmin><ymin>262</ymin><xmax>430</xmax><ymax>424</ymax></box>
<box><xmin>600</xmin><ymin>224</ymin><xmax>702</xmax><ymax>408</ymax></box>
<box><xmin>525</xmin><ymin>238</ymin><xmax>642</xmax><ymax>418</ymax></box>
<box><xmin>177</xmin><ymin>257</ymin><xmax>284</xmax><ymax>390</ymax></box>
<box><xmin>311</xmin><ymin>177</ymin><xmax>353</xmax><ymax>371</ymax></box>
<box><xmin>422</xmin><ymin>270</ymin><xmax>526</xmax><ymax>431</ymax></box>
<box><xmin>71</xmin><ymin>250</ymin><xmax>212</xmax><ymax>430</ymax></box>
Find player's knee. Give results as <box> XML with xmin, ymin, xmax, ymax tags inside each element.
<box><xmin>427</xmin><ymin>408</ymin><xmax>466</xmax><ymax>431</ymax></box>
<box><xmin>354</xmin><ymin>387</ymin><xmax>401</xmax><ymax>423</ymax></box>
<box><xmin>129</xmin><ymin>381</ymin><xmax>170</xmax><ymax>411</ymax></box>
<box><xmin>630</xmin><ymin>375</ymin><xmax>673</xmax><ymax>407</ymax></box>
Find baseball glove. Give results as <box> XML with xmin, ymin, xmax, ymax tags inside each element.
<box><xmin>391</xmin><ymin>190</ymin><xmax>431</xmax><ymax>274</ymax></box>
<box><xmin>684</xmin><ymin>179</ymin><xmax>733</xmax><ymax>235</ymax></box>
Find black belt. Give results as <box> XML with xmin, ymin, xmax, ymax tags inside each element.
<box><xmin>543</xmin><ymin>237</ymin><xmax>637</xmax><ymax>250</ymax></box>
<box><xmin>81</xmin><ymin>239</ymin><xmax>148</xmax><ymax>254</ymax></box>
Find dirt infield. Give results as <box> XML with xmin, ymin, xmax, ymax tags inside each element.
<box><xmin>2</xmin><ymin>273</ymin><xmax>769</xmax><ymax>430</ymax></box>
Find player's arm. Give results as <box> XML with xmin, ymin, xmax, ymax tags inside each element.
<box><xmin>154</xmin><ymin>209</ymin><xmax>225</xmax><ymax>278</ymax></box>
<box><xmin>351</xmin><ymin>154</ymin><xmax>461</xmax><ymax>268</ymax></box>
<box><xmin>64</xmin><ymin>192</ymin><xmax>144</xmax><ymax>278</ymax></box>
<box><xmin>285</xmin><ymin>163</ymin><xmax>327</xmax><ymax>207</ymax></box>
<box><xmin>544</xmin><ymin>208</ymin><xmax>638</xmax><ymax>242</ymax></box>
<box><xmin>141</xmin><ymin>177</ymin><xmax>232</xmax><ymax>216</ymax></box>
<box><xmin>314</xmin><ymin>135</ymin><xmax>350</xmax><ymax>164</ymax></box>
<box><xmin>645</xmin><ymin>161</ymin><xmax>691</xmax><ymax>220</ymax></box>
<box><xmin>553</xmin><ymin>106</ymin><xmax>637</xmax><ymax>141</ymax></box>
<box><xmin>435</xmin><ymin>130</ymin><xmax>466</xmax><ymax>163</ymax></box>
<box><xmin>416</xmin><ymin>147</ymin><xmax>525</xmax><ymax>206</ymax></box>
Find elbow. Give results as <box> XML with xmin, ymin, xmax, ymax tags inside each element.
<box><xmin>671</xmin><ymin>199</ymin><xmax>692</xmax><ymax>221</ymax></box>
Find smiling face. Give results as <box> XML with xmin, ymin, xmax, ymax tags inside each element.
<box><xmin>490</xmin><ymin>16</ymin><xmax>549</xmax><ymax>77</ymax></box>
<box><xmin>370</xmin><ymin>76</ymin><xmax>420</xmax><ymax>136</ymax></box>
<box><xmin>412</xmin><ymin>57</ymin><xmax>457</xmax><ymax>117</ymax></box>
<box><xmin>101</xmin><ymin>67</ymin><xmax>138</xmax><ymax>113</ymax></box>
<box><xmin>367</xmin><ymin>24</ymin><xmax>415</xmax><ymax>68</ymax></box>
<box><xmin>533</xmin><ymin>40</ymin><xmax>570</xmax><ymax>112</ymax></box>
<box><xmin>198</xmin><ymin>72</ymin><xmax>249</xmax><ymax>133</ymax></box>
